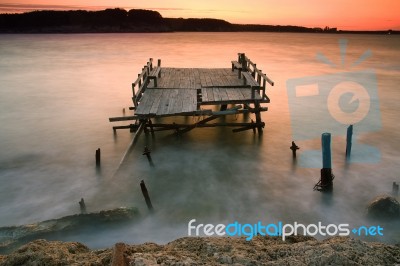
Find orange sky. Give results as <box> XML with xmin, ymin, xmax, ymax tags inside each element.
<box><xmin>0</xmin><ymin>0</ymin><xmax>399</xmax><ymax>30</ymax></box>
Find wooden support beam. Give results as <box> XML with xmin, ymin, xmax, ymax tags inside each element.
<box><xmin>109</xmin><ymin>116</ymin><xmax>138</xmax><ymax>122</ymax></box>
<box><xmin>254</xmin><ymin>102</ymin><xmax>263</xmax><ymax>134</ymax></box>
<box><xmin>150</xmin><ymin>122</ymin><xmax>264</xmax><ymax>129</ymax></box>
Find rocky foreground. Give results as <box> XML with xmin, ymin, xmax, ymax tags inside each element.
<box><xmin>0</xmin><ymin>235</ymin><xmax>399</xmax><ymax>266</ymax></box>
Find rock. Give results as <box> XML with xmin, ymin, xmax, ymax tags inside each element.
<box><xmin>367</xmin><ymin>195</ymin><xmax>400</xmax><ymax>220</ymax></box>
<box><xmin>0</xmin><ymin>239</ymin><xmax>111</xmax><ymax>266</ymax></box>
<box><xmin>0</xmin><ymin>207</ymin><xmax>139</xmax><ymax>254</ymax></box>
<box><xmin>0</xmin><ymin>236</ymin><xmax>399</xmax><ymax>265</ymax></box>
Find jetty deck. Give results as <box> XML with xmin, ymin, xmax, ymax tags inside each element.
<box><xmin>109</xmin><ymin>53</ymin><xmax>274</xmax><ymax>135</ymax></box>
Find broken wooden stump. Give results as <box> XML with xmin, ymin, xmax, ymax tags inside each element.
<box><xmin>79</xmin><ymin>198</ymin><xmax>86</xmax><ymax>214</ymax></box>
<box><xmin>314</xmin><ymin>133</ymin><xmax>334</xmax><ymax>192</ymax></box>
<box><xmin>393</xmin><ymin>182</ymin><xmax>399</xmax><ymax>196</ymax></box>
<box><xmin>140</xmin><ymin>180</ymin><xmax>153</xmax><ymax>211</ymax></box>
<box><xmin>95</xmin><ymin>148</ymin><xmax>101</xmax><ymax>167</ymax></box>
<box><xmin>290</xmin><ymin>141</ymin><xmax>300</xmax><ymax>158</ymax></box>
<box><xmin>346</xmin><ymin>125</ymin><xmax>353</xmax><ymax>159</ymax></box>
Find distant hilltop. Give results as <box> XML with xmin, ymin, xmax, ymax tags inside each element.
<box><xmin>0</xmin><ymin>8</ymin><xmax>397</xmax><ymax>34</ymax></box>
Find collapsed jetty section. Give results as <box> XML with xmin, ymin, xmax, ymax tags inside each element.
<box><xmin>109</xmin><ymin>53</ymin><xmax>274</xmax><ymax>136</ymax></box>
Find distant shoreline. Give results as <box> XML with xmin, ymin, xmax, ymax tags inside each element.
<box><xmin>0</xmin><ymin>8</ymin><xmax>398</xmax><ymax>34</ymax></box>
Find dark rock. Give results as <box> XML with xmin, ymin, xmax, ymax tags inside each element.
<box><xmin>0</xmin><ymin>207</ymin><xmax>139</xmax><ymax>254</ymax></box>
<box><xmin>367</xmin><ymin>195</ymin><xmax>400</xmax><ymax>220</ymax></box>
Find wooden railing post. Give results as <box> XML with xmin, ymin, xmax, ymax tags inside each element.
<box><xmin>240</xmin><ymin>53</ymin><xmax>246</xmax><ymax>71</ymax></box>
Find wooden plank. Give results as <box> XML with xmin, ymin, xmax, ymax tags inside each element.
<box><xmin>167</xmin><ymin>89</ymin><xmax>178</xmax><ymax>114</ymax></box>
<box><xmin>242</xmin><ymin>72</ymin><xmax>259</xmax><ymax>87</ymax></box>
<box><xmin>135</xmin><ymin>90</ymin><xmax>152</xmax><ymax>115</ymax></box>
<box><xmin>190</xmin><ymin>89</ymin><xmax>197</xmax><ymax>111</ymax></box>
<box><xmin>109</xmin><ymin>115</ymin><xmax>138</xmax><ymax>122</ymax></box>
<box><xmin>219</xmin><ymin>88</ymin><xmax>229</xmax><ymax>101</ymax></box>
<box><xmin>207</xmin><ymin>88</ymin><xmax>214</xmax><ymax>102</ymax></box>
<box><xmin>225</xmin><ymin>88</ymin><xmax>238</xmax><ymax>101</ymax></box>
<box><xmin>149</xmin><ymin>89</ymin><xmax>163</xmax><ymax>115</ymax></box>
<box><xmin>173</xmin><ymin>90</ymin><xmax>184</xmax><ymax>114</ymax></box>
<box><xmin>201</xmin><ymin>88</ymin><xmax>207</xmax><ymax>103</ymax></box>
<box><xmin>156</xmin><ymin>90</ymin><xmax>171</xmax><ymax>115</ymax></box>
<box><xmin>182</xmin><ymin>90</ymin><xmax>193</xmax><ymax>112</ymax></box>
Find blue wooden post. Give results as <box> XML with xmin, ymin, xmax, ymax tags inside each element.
<box><xmin>322</xmin><ymin>133</ymin><xmax>331</xmax><ymax>169</ymax></box>
<box><xmin>346</xmin><ymin>125</ymin><xmax>353</xmax><ymax>158</ymax></box>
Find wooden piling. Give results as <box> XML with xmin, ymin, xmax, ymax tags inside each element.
<box><xmin>393</xmin><ymin>182</ymin><xmax>399</xmax><ymax>196</ymax></box>
<box><xmin>314</xmin><ymin>133</ymin><xmax>334</xmax><ymax>192</ymax></box>
<box><xmin>240</xmin><ymin>53</ymin><xmax>247</xmax><ymax>71</ymax></box>
<box><xmin>95</xmin><ymin>148</ymin><xmax>101</xmax><ymax>167</ymax></box>
<box><xmin>254</xmin><ymin>102</ymin><xmax>263</xmax><ymax>134</ymax></box>
<box><xmin>79</xmin><ymin>198</ymin><xmax>86</xmax><ymax>214</ymax></box>
<box><xmin>322</xmin><ymin>133</ymin><xmax>332</xmax><ymax>169</ymax></box>
<box><xmin>346</xmin><ymin>125</ymin><xmax>353</xmax><ymax>159</ymax></box>
<box><xmin>140</xmin><ymin>180</ymin><xmax>153</xmax><ymax>211</ymax></box>
<box><xmin>290</xmin><ymin>141</ymin><xmax>300</xmax><ymax>158</ymax></box>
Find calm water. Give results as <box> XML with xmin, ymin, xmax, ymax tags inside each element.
<box><xmin>0</xmin><ymin>32</ymin><xmax>399</xmax><ymax>248</ymax></box>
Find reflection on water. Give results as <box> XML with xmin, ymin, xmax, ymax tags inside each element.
<box><xmin>0</xmin><ymin>33</ymin><xmax>399</xmax><ymax>248</ymax></box>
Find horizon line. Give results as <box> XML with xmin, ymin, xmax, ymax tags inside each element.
<box><xmin>0</xmin><ymin>4</ymin><xmax>398</xmax><ymax>32</ymax></box>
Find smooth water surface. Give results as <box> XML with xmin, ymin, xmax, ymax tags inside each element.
<box><xmin>0</xmin><ymin>32</ymin><xmax>399</xmax><ymax>248</ymax></box>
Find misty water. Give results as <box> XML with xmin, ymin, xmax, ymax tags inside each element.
<box><xmin>0</xmin><ymin>32</ymin><xmax>399</xmax><ymax>248</ymax></box>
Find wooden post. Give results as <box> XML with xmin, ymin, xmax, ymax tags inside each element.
<box><xmin>346</xmin><ymin>125</ymin><xmax>353</xmax><ymax>159</ymax></box>
<box><xmin>149</xmin><ymin>58</ymin><xmax>153</xmax><ymax>71</ymax></box>
<box><xmin>240</xmin><ymin>53</ymin><xmax>247</xmax><ymax>71</ymax></box>
<box><xmin>320</xmin><ymin>133</ymin><xmax>333</xmax><ymax>191</ymax></box>
<box><xmin>290</xmin><ymin>141</ymin><xmax>300</xmax><ymax>158</ymax></box>
<box><xmin>393</xmin><ymin>182</ymin><xmax>399</xmax><ymax>196</ymax></box>
<box><xmin>254</xmin><ymin>102</ymin><xmax>263</xmax><ymax>134</ymax></box>
<box><xmin>79</xmin><ymin>198</ymin><xmax>86</xmax><ymax>214</ymax></box>
<box><xmin>95</xmin><ymin>148</ymin><xmax>101</xmax><ymax>167</ymax></box>
<box><xmin>140</xmin><ymin>180</ymin><xmax>153</xmax><ymax>211</ymax></box>
<box><xmin>148</xmin><ymin>119</ymin><xmax>154</xmax><ymax>135</ymax></box>
<box><xmin>322</xmin><ymin>133</ymin><xmax>331</xmax><ymax>169</ymax></box>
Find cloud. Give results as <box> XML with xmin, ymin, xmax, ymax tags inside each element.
<box><xmin>0</xmin><ymin>3</ymin><xmax>127</xmax><ymax>13</ymax></box>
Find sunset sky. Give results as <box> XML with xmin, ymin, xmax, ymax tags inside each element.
<box><xmin>0</xmin><ymin>0</ymin><xmax>399</xmax><ymax>30</ymax></box>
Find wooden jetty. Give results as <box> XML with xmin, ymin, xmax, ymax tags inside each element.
<box><xmin>109</xmin><ymin>53</ymin><xmax>274</xmax><ymax>136</ymax></box>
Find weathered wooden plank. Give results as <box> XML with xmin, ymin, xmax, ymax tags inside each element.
<box><xmin>149</xmin><ymin>89</ymin><xmax>163</xmax><ymax>115</ymax></box>
<box><xmin>182</xmin><ymin>91</ymin><xmax>193</xmax><ymax>113</ymax></box>
<box><xmin>219</xmin><ymin>88</ymin><xmax>230</xmax><ymax>101</ymax></box>
<box><xmin>135</xmin><ymin>90</ymin><xmax>152</xmax><ymax>115</ymax></box>
<box><xmin>213</xmin><ymin>88</ymin><xmax>222</xmax><ymax>102</ymax></box>
<box><xmin>191</xmin><ymin>89</ymin><xmax>197</xmax><ymax>111</ymax></box>
<box><xmin>156</xmin><ymin>90</ymin><xmax>171</xmax><ymax>115</ymax></box>
<box><xmin>173</xmin><ymin>90</ymin><xmax>184</xmax><ymax>114</ymax></box>
<box><xmin>201</xmin><ymin>88</ymin><xmax>208</xmax><ymax>103</ymax></box>
<box><xmin>167</xmin><ymin>89</ymin><xmax>179</xmax><ymax>114</ymax></box>
<box><xmin>207</xmin><ymin>88</ymin><xmax>214</xmax><ymax>102</ymax></box>
<box><xmin>225</xmin><ymin>88</ymin><xmax>238</xmax><ymax>101</ymax></box>
<box><xmin>242</xmin><ymin>72</ymin><xmax>259</xmax><ymax>87</ymax></box>
<box><xmin>109</xmin><ymin>115</ymin><xmax>138</xmax><ymax>122</ymax></box>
